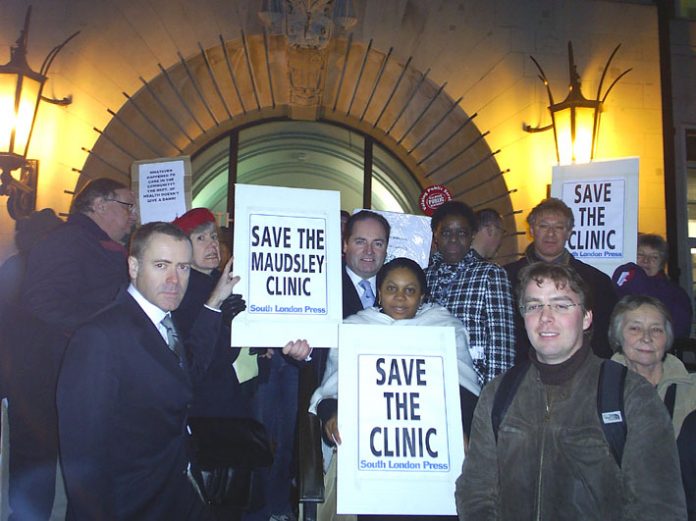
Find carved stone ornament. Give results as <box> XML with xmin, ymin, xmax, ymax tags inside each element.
<box><xmin>288</xmin><ymin>47</ymin><xmax>326</xmax><ymax>107</ymax></box>
<box><xmin>285</xmin><ymin>0</ymin><xmax>334</xmax><ymax>50</ymax></box>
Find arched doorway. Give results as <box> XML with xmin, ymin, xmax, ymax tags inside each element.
<box><xmin>77</xmin><ymin>34</ymin><xmax>516</xmax><ymax>258</ymax></box>
<box><xmin>192</xmin><ymin>120</ymin><xmax>421</xmax><ymax>215</ymax></box>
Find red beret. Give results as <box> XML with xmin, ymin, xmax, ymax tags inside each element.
<box><xmin>172</xmin><ymin>208</ymin><xmax>216</xmax><ymax>235</ymax></box>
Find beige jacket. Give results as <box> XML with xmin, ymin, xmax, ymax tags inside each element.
<box><xmin>612</xmin><ymin>352</ymin><xmax>696</xmax><ymax>436</ymax></box>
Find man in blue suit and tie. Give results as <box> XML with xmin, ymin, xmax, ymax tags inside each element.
<box><xmin>341</xmin><ymin>210</ymin><xmax>391</xmax><ymax>319</ymax></box>
<box><xmin>57</xmin><ymin>221</ymin><xmax>240</xmax><ymax>520</ymax></box>
<box><xmin>312</xmin><ymin>210</ymin><xmax>391</xmax><ymax>383</ymax></box>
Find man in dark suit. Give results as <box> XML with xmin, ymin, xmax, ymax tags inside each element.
<box><xmin>310</xmin><ymin>209</ymin><xmax>391</xmax><ymax>430</ymax></box>
<box><xmin>341</xmin><ymin>210</ymin><xmax>391</xmax><ymax>319</ymax></box>
<box><xmin>313</xmin><ymin>210</ymin><xmax>390</xmax><ymax>377</ymax></box>
<box><xmin>57</xmin><ymin>222</ymin><xmax>239</xmax><ymax>520</ymax></box>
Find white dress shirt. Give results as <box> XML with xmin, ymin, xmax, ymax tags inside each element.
<box><xmin>127</xmin><ymin>284</ymin><xmax>169</xmax><ymax>343</ymax></box>
<box><xmin>344</xmin><ymin>266</ymin><xmax>376</xmax><ymax>307</ymax></box>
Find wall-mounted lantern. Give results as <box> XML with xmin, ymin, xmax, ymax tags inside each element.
<box><xmin>0</xmin><ymin>7</ymin><xmax>78</xmax><ymax>220</ymax></box>
<box><xmin>523</xmin><ymin>42</ymin><xmax>631</xmax><ymax>165</ymax></box>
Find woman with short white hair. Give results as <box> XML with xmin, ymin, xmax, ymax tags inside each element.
<box><xmin>609</xmin><ymin>294</ymin><xmax>696</xmax><ymax>518</ymax></box>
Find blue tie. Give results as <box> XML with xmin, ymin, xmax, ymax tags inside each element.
<box><xmin>359</xmin><ymin>280</ymin><xmax>375</xmax><ymax>309</ymax></box>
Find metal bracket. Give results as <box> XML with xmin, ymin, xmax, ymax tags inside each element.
<box><xmin>1</xmin><ymin>159</ymin><xmax>38</xmax><ymax>220</ymax></box>
<box><xmin>41</xmin><ymin>94</ymin><xmax>73</xmax><ymax>106</ymax></box>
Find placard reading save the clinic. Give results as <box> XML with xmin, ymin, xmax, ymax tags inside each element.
<box><xmin>552</xmin><ymin>158</ymin><xmax>639</xmax><ymax>278</ymax></box>
<box><xmin>562</xmin><ymin>179</ymin><xmax>624</xmax><ymax>259</ymax></box>
<box><xmin>357</xmin><ymin>354</ymin><xmax>450</xmax><ymax>472</ymax></box>
<box><xmin>231</xmin><ymin>184</ymin><xmax>342</xmax><ymax>348</ymax></box>
<box><xmin>337</xmin><ymin>325</ymin><xmax>463</xmax><ymax>516</ymax></box>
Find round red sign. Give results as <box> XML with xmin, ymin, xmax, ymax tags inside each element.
<box><xmin>419</xmin><ymin>185</ymin><xmax>452</xmax><ymax>216</ymax></box>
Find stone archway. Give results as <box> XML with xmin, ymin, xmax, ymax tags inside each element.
<box><xmin>79</xmin><ymin>33</ymin><xmax>515</xmax><ymax>256</ymax></box>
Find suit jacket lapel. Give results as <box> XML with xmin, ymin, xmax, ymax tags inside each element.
<box><xmin>342</xmin><ymin>264</ymin><xmax>364</xmax><ymax>318</ymax></box>
<box><xmin>120</xmin><ymin>291</ymin><xmax>192</xmax><ymax>387</ymax></box>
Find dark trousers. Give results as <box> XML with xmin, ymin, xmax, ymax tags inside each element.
<box><xmin>5</xmin><ymin>320</ymin><xmax>64</xmax><ymax>521</ymax></box>
<box><xmin>244</xmin><ymin>352</ymin><xmax>300</xmax><ymax>520</ymax></box>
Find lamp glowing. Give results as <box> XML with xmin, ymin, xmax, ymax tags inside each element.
<box><xmin>524</xmin><ymin>42</ymin><xmax>631</xmax><ymax>165</ymax></box>
<box><xmin>0</xmin><ymin>6</ymin><xmax>78</xmax><ymax>219</ymax></box>
<box><xmin>0</xmin><ymin>36</ymin><xmax>46</xmax><ymax>173</ymax></box>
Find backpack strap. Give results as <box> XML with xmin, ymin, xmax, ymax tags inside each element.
<box><xmin>597</xmin><ymin>360</ymin><xmax>628</xmax><ymax>467</ymax></box>
<box><xmin>663</xmin><ymin>383</ymin><xmax>677</xmax><ymax>419</ymax></box>
<box><xmin>491</xmin><ymin>361</ymin><xmax>530</xmax><ymax>442</ymax></box>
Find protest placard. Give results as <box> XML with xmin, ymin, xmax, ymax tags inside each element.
<box><xmin>231</xmin><ymin>184</ymin><xmax>342</xmax><ymax>347</ymax></box>
<box><xmin>336</xmin><ymin>324</ymin><xmax>464</xmax><ymax>515</ymax></box>
<box><xmin>370</xmin><ymin>210</ymin><xmax>432</xmax><ymax>269</ymax></box>
<box><xmin>552</xmin><ymin>157</ymin><xmax>639</xmax><ymax>277</ymax></box>
<box><xmin>131</xmin><ymin>156</ymin><xmax>191</xmax><ymax>224</ymax></box>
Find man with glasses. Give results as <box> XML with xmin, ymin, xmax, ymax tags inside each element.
<box><xmin>505</xmin><ymin>197</ymin><xmax>617</xmax><ymax>361</ymax></box>
<box><xmin>456</xmin><ymin>262</ymin><xmax>686</xmax><ymax>520</ymax></box>
<box><xmin>3</xmin><ymin>178</ymin><xmax>136</xmax><ymax>520</ymax></box>
<box><xmin>425</xmin><ymin>201</ymin><xmax>515</xmax><ymax>388</ymax></box>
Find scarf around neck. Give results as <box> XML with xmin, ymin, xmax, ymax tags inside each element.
<box><xmin>530</xmin><ymin>340</ymin><xmax>591</xmax><ymax>385</ymax></box>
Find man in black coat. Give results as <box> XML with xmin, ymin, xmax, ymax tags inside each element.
<box><xmin>3</xmin><ymin>178</ymin><xmax>136</xmax><ymax>520</ymax></box>
<box><xmin>504</xmin><ymin>198</ymin><xmax>618</xmax><ymax>361</ymax></box>
<box><xmin>57</xmin><ymin>222</ymin><xmax>240</xmax><ymax>520</ymax></box>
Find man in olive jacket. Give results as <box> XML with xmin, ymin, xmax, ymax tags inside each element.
<box><xmin>456</xmin><ymin>263</ymin><xmax>686</xmax><ymax>521</ymax></box>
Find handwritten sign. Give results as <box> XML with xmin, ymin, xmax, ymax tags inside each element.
<box><xmin>131</xmin><ymin>157</ymin><xmax>191</xmax><ymax>224</ymax></box>
<box><xmin>337</xmin><ymin>324</ymin><xmax>463</xmax><ymax>515</ymax></box>
<box><xmin>232</xmin><ymin>184</ymin><xmax>342</xmax><ymax>347</ymax></box>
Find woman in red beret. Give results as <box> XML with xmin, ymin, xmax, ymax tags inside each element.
<box><xmin>172</xmin><ymin>209</ymin><xmax>310</xmax><ymax>520</ymax></box>
<box><xmin>172</xmin><ymin>208</ymin><xmax>250</xmax><ymax>418</ymax></box>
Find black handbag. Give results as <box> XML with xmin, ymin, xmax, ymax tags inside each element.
<box><xmin>187</xmin><ymin>416</ymin><xmax>274</xmax><ymax>508</ymax></box>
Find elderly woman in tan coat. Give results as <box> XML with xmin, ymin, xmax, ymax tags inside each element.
<box><xmin>609</xmin><ymin>294</ymin><xmax>696</xmax><ymax>518</ymax></box>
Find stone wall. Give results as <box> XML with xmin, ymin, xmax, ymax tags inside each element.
<box><xmin>0</xmin><ymin>0</ymin><xmax>663</xmax><ymax>262</ymax></box>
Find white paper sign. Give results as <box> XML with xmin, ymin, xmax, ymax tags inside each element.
<box><xmin>562</xmin><ymin>179</ymin><xmax>625</xmax><ymax>258</ymax></box>
<box><xmin>552</xmin><ymin>158</ymin><xmax>639</xmax><ymax>277</ymax></box>
<box><xmin>371</xmin><ymin>210</ymin><xmax>433</xmax><ymax>269</ymax></box>
<box><xmin>357</xmin><ymin>354</ymin><xmax>450</xmax><ymax>469</ymax></box>
<box><xmin>337</xmin><ymin>324</ymin><xmax>464</xmax><ymax>515</ymax></box>
<box><xmin>231</xmin><ymin>184</ymin><xmax>342</xmax><ymax>347</ymax></box>
<box><xmin>248</xmin><ymin>214</ymin><xmax>328</xmax><ymax>315</ymax></box>
<box><xmin>132</xmin><ymin>157</ymin><xmax>191</xmax><ymax>224</ymax></box>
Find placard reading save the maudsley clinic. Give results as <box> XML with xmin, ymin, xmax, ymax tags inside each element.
<box><xmin>337</xmin><ymin>325</ymin><xmax>464</xmax><ymax>515</ymax></box>
<box><xmin>231</xmin><ymin>184</ymin><xmax>342</xmax><ymax>347</ymax></box>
